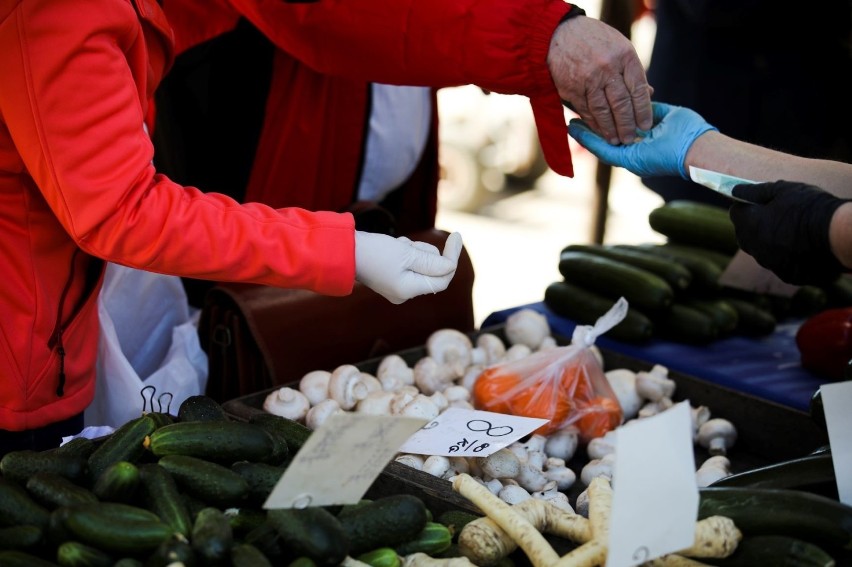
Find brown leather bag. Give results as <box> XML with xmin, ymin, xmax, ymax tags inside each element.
<box><xmin>198</xmin><ymin>229</ymin><xmax>475</xmax><ymax>403</ymax></box>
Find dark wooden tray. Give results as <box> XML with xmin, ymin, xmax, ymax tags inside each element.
<box><xmin>222</xmin><ymin>326</ymin><xmax>829</xmax><ymax>516</ymax></box>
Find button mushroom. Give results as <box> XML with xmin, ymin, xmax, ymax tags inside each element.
<box><xmin>426</xmin><ymin>328</ymin><xmax>473</xmax><ymax>379</ymax></box>
<box><xmin>697</xmin><ymin>418</ymin><xmax>738</xmax><ymax>456</ymax></box>
<box><xmin>544</xmin><ymin>427</ymin><xmax>579</xmax><ymax>462</ymax></box>
<box><xmin>479</xmin><ymin>448</ymin><xmax>522</xmax><ymax>480</ymax></box>
<box><xmin>604</xmin><ymin>368</ymin><xmax>642</xmax><ymax>421</ymax></box>
<box><xmin>696</xmin><ymin>455</ymin><xmax>732</xmax><ymax>487</ymax></box>
<box><xmin>263</xmin><ymin>386</ymin><xmax>311</xmax><ymax>423</ymax></box>
<box><xmin>298</xmin><ymin>369</ymin><xmax>332</xmax><ymax>406</ymax></box>
<box><xmin>377</xmin><ymin>354</ymin><xmax>415</xmax><ymax>388</ymax></box>
<box><xmin>328</xmin><ymin>364</ymin><xmax>371</xmax><ymax>410</ymax></box>
<box><xmin>305</xmin><ymin>399</ymin><xmax>343</xmax><ymax>430</ymax></box>
<box><xmin>413</xmin><ymin>356</ymin><xmax>454</xmax><ymax>395</ymax></box>
<box><xmin>471</xmin><ymin>333</ymin><xmax>507</xmax><ymax>366</ymax></box>
<box><xmin>504</xmin><ymin>309</ymin><xmax>550</xmax><ymax>350</ymax></box>
<box><xmin>636</xmin><ymin>365</ymin><xmax>676</xmax><ymax>402</ymax></box>
<box><xmin>355</xmin><ymin>390</ymin><xmax>395</xmax><ymax>415</ymax></box>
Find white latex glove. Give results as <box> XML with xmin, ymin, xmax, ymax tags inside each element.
<box><xmin>355</xmin><ymin>231</ymin><xmax>464</xmax><ymax>304</ymax></box>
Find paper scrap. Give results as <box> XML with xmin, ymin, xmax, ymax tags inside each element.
<box><xmin>607</xmin><ymin>402</ymin><xmax>698</xmax><ymax>567</ymax></box>
<box><xmin>818</xmin><ymin>381</ymin><xmax>852</xmax><ymax>506</ymax></box>
<box><xmin>263</xmin><ymin>413</ymin><xmax>427</xmax><ymax>509</ymax></box>
<box><xmin>398</xmin><ymin>407</ymin><xmax>548</xmax><ymax>458</ymax></box>
<box><xmin>688</xmin><ymin>166</ymin><xmax>757</xmax><ymax>201</ymax></box>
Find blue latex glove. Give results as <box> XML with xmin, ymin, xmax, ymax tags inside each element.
<box><xmin>568</xmin><ymin>102</ymin><xmax>718</xmax><ymax>179</ymax></box>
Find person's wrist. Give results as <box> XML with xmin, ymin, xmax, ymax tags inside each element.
<box><xmin>683</xmin><ymin>130</ymin><xmax>722</xmax><ymax>178</ymax></box>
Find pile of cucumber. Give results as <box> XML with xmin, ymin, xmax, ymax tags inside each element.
<box><xmin>0</xmin><ymin>395</ymin><xmax>470</xmax><ymax>567</ymax></box>
<box><xmin>545</xmin><ymin>200</ymin><xmax>852</xmax><ymax>344</ymax></box>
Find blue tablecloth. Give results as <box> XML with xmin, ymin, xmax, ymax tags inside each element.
<box><xmin>482</xmin><ymin>302</ymin><xmax>829</xmax><ymax>412</ymax></box>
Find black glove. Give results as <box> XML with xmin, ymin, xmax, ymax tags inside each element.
<box><xmin>729</xmin><ymin>180</ymin><xmax>848</xmax><ymax>285</ymax></box>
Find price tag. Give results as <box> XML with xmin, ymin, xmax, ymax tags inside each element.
<box><xmin>718</xmin><ymin>251</ymin><xmax>799</xmax><ymax>297</ymax></box>
<box><xmin>398</xmin><ymin>407</ymin><xmax>548</xmax><ymax>458</ymax></box>
<box><xmin>818</xmin><ymin>381</ymin><xmax>852</xmax><ymax>506</ymax></box>
<box><xmin>688</xmin><ymin>166</ymin><xmax>756</xmax><ymax>202</ymax></box>
<box><xmin>263</xmin><ymin>413</ymin><xmax>427</xmax><ymax>509</ymax></box>
<box><xmin>607</xmin><ymin>402</ymin><xmax>698</xmax><ymax>567</ymax></box>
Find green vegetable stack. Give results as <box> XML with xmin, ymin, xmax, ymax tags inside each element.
<box><xmin>545</xmin><ymin>200</ymin><xmax>852</xmax><ymax>345</ymax></box>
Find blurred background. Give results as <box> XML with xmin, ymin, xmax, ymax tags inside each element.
<box><xmin>434</xmin><ymin>0</ymin><xmax>664</xmax><ymax>326</ymax></box>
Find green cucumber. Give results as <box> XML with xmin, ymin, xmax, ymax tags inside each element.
<box><xmin>561</xmin><ymin>243</ymin><xmax>693</xmax><ymax>291</ymax></box>
<box><xmin>544</xmin><ymin>281</ymin><xmax>654</xmax><ymax>343</ymax></box>
<box><xmin>338</xmin><ymin>494</ymin><xmax>428</xmax><ymax>556</ymax></box>
<box><xmin>26</xmin><ymin>472</ymin><xmax>99</xmax><ymax>508</ymax></box>
<box><xmin>791</xmin><ymin>285</ymin><xmax>829</xmax><ymax>317</ymax></box>
<box><xmin>703</xmin><ymin>535</ymin><xmax>836</xmax><ymax>567</ymax></box>
<box><xmin>177</xmin><ymin>395</ymin><xmax>229</xmax><ymax>422</ymax></box>
<box><xmin>91</xmin><ymin>460</ymin><xmax>139</xmax><ymax>503</ymax></box>
<box><xmin>711</xmin><ymin>453</ymin><xmax>836</xmax><ymax>493</ymax></box>
<box><xmin>268</xmin><ymin>506</ymin><xmax>349</xmax><ymax>566</ymax></box>
<box><xmin>191</xmin><ymin>506</ymin><xmax>234</xmax><ymax>565</ymax></box>
<box><xmin>138</xmin><ymin>462</ymin><xmax>193</xmax><ymax>537</ymax></box>
<box><xmin>53</xmin><ymin>437</ymin><xmax>97</xmax><ymax>459</ymax></box>
<box><xmin>231</xmin><ymin>542</ymin><xmax>273</xmax><ymax>567</ymax></box>
<box><xmin>156</xmin><ymin>454</ymin><xmax>250</xmax><ymax>506</ymax></box>
<box><xmin>648</xmin><ymin>200</ymin><xmax>738</xmax><ymax>254</ymax></box>
<box><xmin>558</xmin><ymin>250</ymin><xmax>674</xmax><ymax>312</ymax></box>
<box><xmin>437</xmin><ymin>510</ymin><xmax>480</xmax><ymax>542</ymax></box>
<box><xmin>680</xmin><ymin>298</ymin><xmax>739</xmax><ymax>335</ymax></box>
<box><xmin>145</xmin><ymin>534</ymin><xmax>197</xmax><ymax>567</ymax></box>
<box><xmin>698</xmin><ymin>487</ymin><xmax>852</xmax><ymax>553</ymax></box>
<box><xmin>56</xmin><ymin>540</ymin><xmax>114</xmax><ymax>567</ymax></box>
<box><xmin>0</xmin><ymin>476</ymin><xmax>51</xmax><ymax>529</ymax></box>
<box><xmin>243</xmin><ymin>522</ymin><xmax>286</xmax><ymax>563</ymax></box>
<box><xmin>146</xmin><ymin>420</ymin><xmax>275</xmax><ymax>464</ymax></box>
<box><xmin>0</xmin><ymin>450</ymin><xmax>87</xmax><ymax>485</ymax></box>
<box><xmin>395</xmin><ymin>522</ymin><xmax>453</xmax><ymax>556</ymax></box>
<box><xmin>656</xmin><ymin>243</ymin><xmax>733</xmax><ymax>271</ymax></box>
<box><xmin>231</xmin><ymin>461</ymin><xmax>287</xmax><ymax>505</ymax></box>
<box><xmin>246</xmin><ymin>414</ymin><xmax>292</xmax><ymax>465</ymax></box>
<box><xmin>825</xmin><ymin>275</ymin><xmax>852</xmax><ymax>308</ymax></box>
<box><xmin>87</xmin><ymin>415</ymin><xmax>156</xmax><ymax>482</ymax></box>
<box><xmin>723</xmin><ymin>298</ymin><xmax>777</xmax><ymax>337</ymax></box>
<box><xmin>0</xmin><ymin>524</ymin><xmax>43</xmax><ymax>550</ymax></box>
<box><xmin>655</xmin><ymin>303</ymin><xmax>719</xmax><ymax>344</ymax></box>
<box><xmin>0</xmin><ymin>550</ymin><xmax>60</xmax><ymax>566</ymax></box>
<box><xmin>63</xmin><ymin>502</ymin><xmax>174</xmax><ymax>555</ymax></box>
<box><xmin>224</xmin><ymin>507</ymin><xmax>268</xmax><ymax>536</ymax></box>
<box><xmin>358</xmin><ymin>547</ymin><xmax>401</xmax><ymax>567</ymax></box>
<box><xmin>625</xmin><ymin>243</ymin><xmax>723</xmax><ymax>292</ymax></box>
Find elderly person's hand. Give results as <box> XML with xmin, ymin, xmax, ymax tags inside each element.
<box><xmin>548</xmin><ymin>15</ymin><xmax>653</xmax><ymax>145</ymax></box>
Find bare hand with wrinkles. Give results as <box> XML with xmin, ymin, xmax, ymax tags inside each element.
<box><xmin>547</xmin><ymin>16</ymin><xmax>653</xmax><ymax>145</ymax></box>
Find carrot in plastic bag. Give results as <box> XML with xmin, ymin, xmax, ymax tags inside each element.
<box><xmin>472</xmin><ymin>299</ymin><xmax>628</xmax><ymax>440</ymax></box>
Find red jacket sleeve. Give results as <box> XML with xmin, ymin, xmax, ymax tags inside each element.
<box><xmin>224</xmin><ymin>0</ymin><xmax>576</xmax><ymax>175</ymax></box>
<box><xmin>1</xmin><ymin>0</ymin><xmax>355</xmax><ymax>295</ymax></box>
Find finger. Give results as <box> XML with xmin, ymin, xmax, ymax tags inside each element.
<box><xmin>567</xmin><ymin>120</ymin><xmax>619</xmax><ymax>163</ymax></box>
<box><xmin>408</xmin><ymin>247</ymin><xmax>457</xmax><ymax>277</ymax></box>
<box><xmin>731</xmin><ymin>182</ymin><xmax>779</xmax><ymax>204</ymax></box>
<box><xmin>441</xmin><ymin>232</ymin><xmax>464</xmax><ymax>264</ymax></box>
<box><xmin>623</xmin><ymin>60</ymin><xmax>653</xmax><ymax>131</ymax></box>
<box><xmin>603</xmin><ymin>77</ymin><xmax>639</xmax><ymax>144</ymax></box>
<box><xmin>410</xmin><ymin>240</ymin><xmax>441</xmax><ymax>255</ymax></box>
<box><xmin>586</xmin><ymin>86</ymin><xmax>619</xmax><ymax>145</ymax></box>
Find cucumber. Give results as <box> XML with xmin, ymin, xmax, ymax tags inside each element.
<box><xmin>544</xmin><ymin>281</ymin><xmax>654</xmax><ymax>343</ymax></box>
<box><xmin>231</xmin><ymin>461</ymin><xmax>287</xmax><ymax>506</ymax></box>
<box><xmin>558</xmin><ymin>251</ymin><xmax>674</xmax><ymax>313</ymax></box>
<box><xmin>138</xmin><ymin>462</ymin><xmax>193</xmax><ymax>537</ymax></box>
<box><xmin>146</xmin><ymin>420</ymin><xmax>275</xmax><ymax>464</ymax></box>
<box><xmin>246</xmin><ymin>414</ymin><xmax>291</xmax><ymax>465</ymax></box>
<box><xmin>703</xmin><ymin>535</ymin><xmax>836</xmax><ymax>567</ymax></box>
<box><xmin>655</xmin><ymin>303</ymin><xmax>719</xmax><ymax>344</ymax></box>
<box><xmin>723</xmin><ymin>298</ymin><xmax>777</xmax><ymax>337</ymax></box>
<box><xmin>224</xmin><ymin>507</ymin><xmax>268</xmax><ymax>536</ymax></box>
<box><xmin>338</xmin><ymin>494</ymin><xmax>429</xmax><ymax>556</ymax></box>
<box><xmin>561</xmin><ymin>243</ymin><xmax>693</xmax><ymax>291</ymax></box>
<box><xmin>437</xmin><ymin>510</ymin><xmax>480</xmax><ymax>542</ymax></box>
<box><xmin>711</xmin><ymin>453</ymin><xmax>836</xmax><ymax>493</ymax></box>
<box><xmin>192</xmin><ymin>507</ymin><xmax>234</xmax><ymax>565</ymax></box>
<box><xmin>680</xmin><ymin>298</ymin><xmax>739</xmax><ymax>335</ymax></box>
<box><xmin>112</xmin><ymin>559</ymin><xmax>145</xmax><ymax>567</ymax></box>
<box><xmin>231</xmin><ymin>542</ymin><xmax>273</xmax><ymax>567</ymax></box>
<box><xmin>791</xmin><ymin>285</ymin><xmax>829</xmax><ymax>317</ymax></box>
<box><xmin>56</xmin><ymin>540</ymin><xmax>114</xmax><ymax>567</ymax></box>
<box><xmin>656</xmin><ymin>243</ymin><xmax>733</xmax><ymax>271</ymax></box>
<box><xmin>25</xmin><ymin>471</ymin><xmax>99</xmax><ymax>508</ymax></box>
<box><xmin>63</xmin><ymin>502</ymin><xmax>174</xmax><ymax>555</ymax></box>
<box><xmin>0</xmin><ymin>524</ymin><xmax>43</xmax><ymax>550</ymax></box>
<box><xmin>53</xmin><ymin>437</ymin><xmax>97</xmax><ymax>459</ymax></box>
<box><xmin>824</xmin><ymin>274</ymin><xmax>852</xmax><ymax>308</ymax></box>
<box><xmin>268</xmin><ymin>506</ymin><xmax>349</xmax><ymax>566</ymax></box>
<box><xmin>698</xmin><ymin>487</ymin><xmax>852</xmax><ymax>553</ymax></box>
<box><xmin>249</xmin><ymin>412</ymin><xmax>310</xmax><ymax>452</ymax></box>
<box><xmin>177</xmin><ymin>395</ymin><xmax>229</xmax><ymax>422</ymax></box>
<box><xmin>146</xmin><ymin>534</ymin><xmax>197</xmax><ymax>567</ymax></box>
<box><xmin>156</xmin><ymin>454</ymin><xmax>250</xmax><ymax>506</ymax></box>
<box><xmin>625</xmin><ymin>243</ymin><xmax>723</xmax><ymax>292</ymax></box>
<box><xmin>91</xmin><ymin>460</ymin><xmax>139</xmax><ymax>503</ymax></box>
<box><xmin>648</xmin><ymin>200</ymin><xmax>738</xmax><ymax>254</ymax></box>
<box><xmin>0</xmin><ymin>476</ymin><xmax>51</xmax><ymax>529</ymax></box>
<box><xmin>87</xmin><ymin>414</ymin><xmax>157</xmax><ymax>482</ymax></box>
<box><xmin>395</xmin><ymin>522</ymin><xmax>453</xmax><ymax>556</ymax></box>
<box><xmin>0</xmin><ymin>550</ymin><xmax>60</xmax><ymax>566</ymax></box>
<box><xmin>358</xmin><ymin>547</ymin><xmax>401</xmax><ymax>567</ymax></box>
<box><xmin>243</xmin><ymin>521</ymin><xmax>287</xmax><ymax>563</ymax></box>
<box><xmin>0</xmin><ymin>450</ymin><xmax>87</xmax><ymax>485</ymax></box>
<box><xmin>144</xmin><ymin>411</ymin><xmax>175</xmax><ymax>429</ymax></box>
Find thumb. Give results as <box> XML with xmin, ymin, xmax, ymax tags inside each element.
<box><xmin>731</xmin><ymin>182</ymin><xmax>780</xmax><ymax>204</ymax></box>
<box><xmin>442</xmin><ymin>232</ymin><xmax>463</xmax><ymax>264</ymax></box>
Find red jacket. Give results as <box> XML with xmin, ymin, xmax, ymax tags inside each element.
<box><xmin>162</xmin><ymin>0</ymin><xmax>577</xmax><ymax>230</ymax></box>
<box><xmin>0</xmin><ymin>0</ymin><xmax>355</xmax><ymax>431</ymax></box>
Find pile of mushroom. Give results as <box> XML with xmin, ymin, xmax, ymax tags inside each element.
<box><xmin>262</xmin><ymin>307</ymin><xmax>741</xmax><ymax>509</ymax></box>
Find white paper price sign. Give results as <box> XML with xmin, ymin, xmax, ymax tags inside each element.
<box><xmin>607</xmin><ymin>402</ymin><xmax>698</xmax><ymax>567</ymax></box>
<box><xmin>818</xmin><ymin>381</ymin><xmax>852</xmax><ymax>506</ymax></box>
<box><xmin>263</xmin><ymin>413</ymin><xmax>427</xmax><ymax>509</ymax></box>
<box><xmin>398</xmin><ymin>407</ymin><xmax>548</xmax><ymax>458</ymax></box>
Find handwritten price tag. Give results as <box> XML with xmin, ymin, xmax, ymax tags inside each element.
<box><xmin>398</xmin><ymin>407</ymin><xmax>548</xmax><ymax>458</ymax></box>
<box><xmin>263</xmin><ymin>413</ymin><xmax>427</xmax><ymax>509</ymax></box>
<box><xmin>819</xmin><ymin>381</ymin><xmax>852</xmax><ymax>506</ymax></box>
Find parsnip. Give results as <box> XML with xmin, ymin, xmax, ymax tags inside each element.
<box><xmin>676</xmin><ymin>515</ymin><xmax>741</xmax><ymax>558</ymax></box>
<box><xmin>402</xmin><ymin>553</ymin><xmax>477</xmax><ymax>567</ymax></box>
<box><xmin>642</xmin><ymin>556</ymin><xmax>711</xmax><ymax>566</ymax></box>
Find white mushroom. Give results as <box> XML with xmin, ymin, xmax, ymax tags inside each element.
<box><xmin>636</xmin><ymin>365</ymin><xmax>676</xmax><ymax>402</ymax></box>
<box><xmin>544</xmin><ymin>428</ymin><xmax>579</xmax><ymax>462</ymax></box>
<box><xmin>526</xmin><ymin>450</ymin><xmax>547</xmax><ymax>472</ymax></box>
<box><xmin>377</xmin><ymin>354</ymin><xmax>415</xmax><ymax>387</ymax></box>
<box><xmin>423</xmin><ymin>455</ymin><xmax>452</xmax><ymax>479</ymax></box>
<box><xmin>575</xmin><ymin>488</ymin><xmax>590</xmax><ymax>517</ymax></box>
<box><xmin>696</xmin><ymin>455</ymin><xmax>732</xmax><ymax>487</ymax></box>
<box><xmin>532</xmin><ymin>481</ymin><xmax>574</xmax><ymax>512</ymax></box>
<box><xmin>428</xmin><ymin>391</ymin><xmax>449</xmax><ymax>412</ymax></box>
<box><xmin>697</xmin><ymin>418</ymin><xmax>738</xmax><ymax>456</ymax></box>
<box><xmin>448</xmin><ymin>457</ymin><xmax>471</xmax><ymax>476</ymax></box>
<box><xmin>505</xmin><ymin>344</ymin><xmax>532</xmax><ymax>361</ymax></box>
<box><xmin>304</xmin><ymin>399</ymin><xmax>343</xmax><ymax>430</ymax></box>
<box><xmin>691</xmin><ymin>404</ymin><xmax>712</xmax><ymax>441</ymax></box>
<box><xmin>394</xmin><ymin>394</ymin><xmax>441</xmax><ymax>420</ymax></box>
<box><xmin>637</xmin><ymin>397</ymin><xmax>674</xmax><ymax>418</ymax></box>
<box><xmin>459</xmin><ymin>366</ymin><xmax>484</xmax><ymax>392</ymax></box>
<box><xmin>355</xmin><ymin>390</ymin><xmax>395</xmax><ymax>415</ymax></box>
<box><xmin>538</xmin><ymin>336</ymin><xmax>558</xmax><ymax>350</ymax></box>
<box><xmin>426</xmin><ymin>329</ymin><xmax>473</xmax><ymax>378</ymax></box>
<box><xmin>605</xmin><ymin>368</ymin><xmax>642</xmax><ymax>421</ymax></box>
<box><xmin>586</xmin><ymin>429</ymin><xmax>617</xmax><ymax>460</ymax></box>
<box><xmin>470</xmin><ymin>333</ymin><xmax>506</xmax><ymax>366</ymax></box>
<box><xmin>523</xmin><ymin>434</ymin><xmax>548</xmax><ymax>454</ymax></box>
<box><xmin>504</xmin><ymin>309</ymin><xmax>550</xmax><ymax>349</ymax></box>
<box><xmin>498</xmin><ymin>483</ymin><xmax>532</xmax><ymax>505</ymax></box>
<box><xmin>484</xmin><ymin>477</ymin><xmax>504</xmax><ymax>495</ymax></box>
<box><xmin>298</xmin><ymin>370</ymin><xmax>332</xmax><ymax>406</ymax></box>
<box><xmin>442</xmin><ymin>385</ymin><xmax>471</xmax><ymax>405</ymax></box>
<box><xmin>580</xmin><ymin>453</ymin><xmax>615</xmax><ymax>486</ymax></box>
<box><xmin>328</xmin><ymin>364</ymin><xmax>370</xmax><ymax>410</ymax></box>
<box><xmin>413</xmin><ymin>357</ymin><xmax>454</xmax><ymax>395</ymax></box>
<box><xmin>263</xmin><ymin>386</ymin><xmax>311</xmax><ymax>422</ymax></box>
<box><xmin>515</xmin><ymin>461</ymin><xmax>549</xmax><ymax>493</ymax></box>
<box><xmin>543</xmin><ymin>457</ymin><xmax>576</xmax><ymax>491</ymax></box>
<box><xmin>395</xmin><ymin>454</ymin><xmax>425</xmax><ymax>471</ymax></box>
<box><xmin>358</xmin><ymin>373</ymin><xmax>383</xmax><ymax>395</ymax></box>
<box><xmin>479</xmin><ymin>448</ymin><xmax>522</xmax><ymax>480</ymax></box>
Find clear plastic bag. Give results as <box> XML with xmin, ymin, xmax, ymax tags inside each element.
<box><xmin>472</xmin><ymin>298</ymin><xmax>628</xmax><ymax>441</ymax></box>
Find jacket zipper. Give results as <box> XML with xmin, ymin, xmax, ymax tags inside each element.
<box><xmin>49</xmin><ymin>249</ymin><xmax>80</xmax><ymax>397</ymax></box>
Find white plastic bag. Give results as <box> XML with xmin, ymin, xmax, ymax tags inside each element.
<box><xmin>85</xmin><ymin>263</ymin><xmax>208</xmax><ymax>428</ymax></box>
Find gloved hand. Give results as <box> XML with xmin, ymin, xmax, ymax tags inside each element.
<box><xmin>355</xmin><ymin>231</ymin><xmax>464</xmax><ymax>304</ymax></box>
<box><xmin>730</xmin><ymin>181</ymin><xmax>849</xmax><ymax>285</ymax></box>
<box><xmin>568</xmin><ymin>102</ymin><xmax>717</xmax><ymax>179</ymax></box>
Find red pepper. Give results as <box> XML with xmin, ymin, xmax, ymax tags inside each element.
<box><xmin>795</xmin><ymin>307</ymin><xmax>852</xmax><ymax>381</ymax></box>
